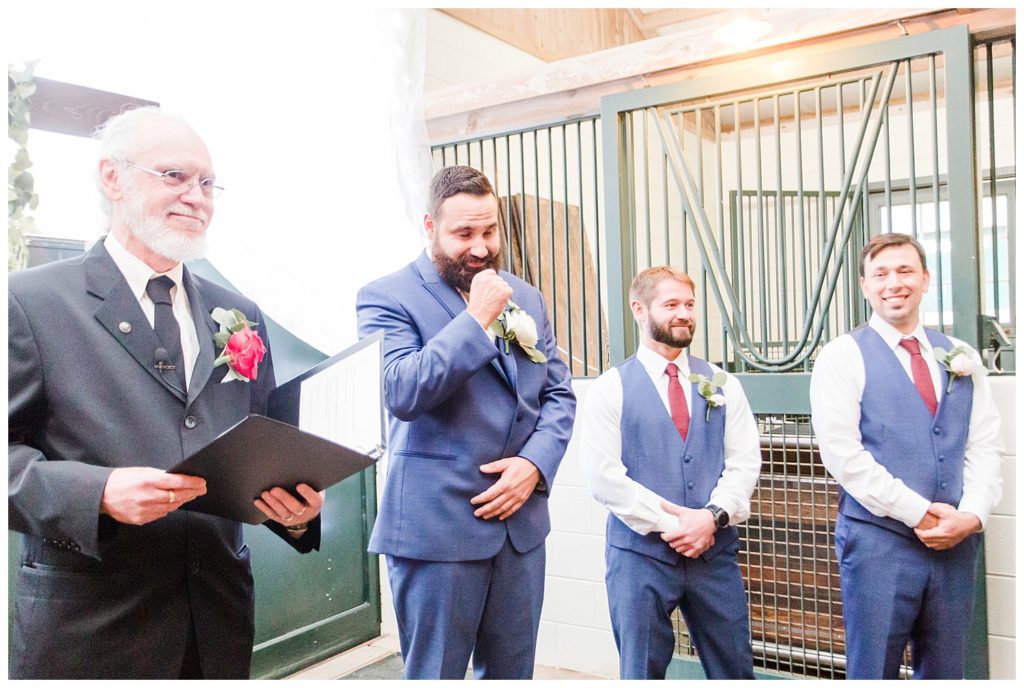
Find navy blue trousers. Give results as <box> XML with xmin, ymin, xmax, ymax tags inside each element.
<box><xmin>835</xmin><ymin>514</ymin><xmax>981</xmax><ymax>679</ymax></box>
<box><xmin>606</xmin><ymin>544</ymin><xmax>754</xmax><ymax>679</ymax></box>
<box><xmin>386</xmin><ymin>537</ymin><xmax>545</xmax><ymax>679</ymax></box>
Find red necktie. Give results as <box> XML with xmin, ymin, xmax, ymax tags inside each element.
<box><xmin>665</xmin><ymin>363</ymin><xmax>690</xmax><ymax>440</ymax></box>
<box><xmin>898</xmin><ymin>338</ymin><xmax>938</xmax><ymax>416</ymax></box>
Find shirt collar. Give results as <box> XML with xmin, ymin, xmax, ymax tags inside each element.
<box><xmin>636</xmin><ymin>341</ymin><xmax>690</xmax><ymax>379</ymax></box>
<box><xmin>868</xmin><ymin>312</ymin><xmax>932</xmax><ymax>354</ymax></box>
<box><xmin>104</xmin><ymin>233</ymin><xmax>184</xmax><ymax>301</ymax></box>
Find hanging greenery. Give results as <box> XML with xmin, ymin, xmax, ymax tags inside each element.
<box><xmin>9</xmin><ymin>60</ymin><xmax>39</xmax><ymax>272</ymax></box>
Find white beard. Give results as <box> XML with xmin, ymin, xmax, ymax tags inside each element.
<box><xmin>121</xmin><ymin>188</ymin><xmax>208</xmax><ymax>264</ymax></box>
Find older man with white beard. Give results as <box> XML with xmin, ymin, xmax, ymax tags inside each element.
<box><xmin>8</xmin><ymin>107</ymin><xmax>324</xmax><ymax>679</ymax></box>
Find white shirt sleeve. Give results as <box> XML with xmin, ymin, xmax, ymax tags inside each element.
<box><xmin>580</xmin><ymin>369</ymin><xmax>678</xmax><ymax>534</ymax></box>
<box><xmin>809</xmin><ymin>335</ymin><xmax>931</xmax><ymax>528</ymax></box>
<box><xmin>707</xmin><ymin>370</ymin><xmax>762</xmax><ymax>525</ymax></box>
<box><xmin>947</xmin><ymin>340</ymin><xmax>1004</xmax><ymax>528</ymax></box>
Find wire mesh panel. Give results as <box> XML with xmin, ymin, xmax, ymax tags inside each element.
<box><xmin>672</xmin><ymin>413</ymin><xmax>916</xmax><ymax>679</ymax></box>
<box><xmin>431</xmin><ymin>118</ymin><xmax>610</xmax><ymax>376</ymax></box>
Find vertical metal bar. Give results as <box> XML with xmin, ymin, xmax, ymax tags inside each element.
<box><xmin>753</xmin><ymin>97</ymin><xmax>768</xmax><ymax>351</ymax></box>
<box><xmin>534</xmin><ymin>131</ymin><xmax>542</xmax><ymax>292</ymax></box>
<box><xmin>715</xmin><ymin>104</ymin><xmax>728</xmax><ymax>367</ymax></box>
<box><xmin>883</xmin><ymin>97</ymin><xmax>893</xmax><ymax>231</ymax></box>
<box><xmin>577</xmin><ymin>122</ymin><xmax>589</xmax><ymax>376</ymax></box>
<box><xmin>478</xmin><ymin>139</ymin><xmax>485</xmax><ymax>175</ymax></box>
<box><xmin>836</xmin><ymin>82</ymin><xmax>852</xmax><ymax>334</ymax></box>
<box><xmin>504</xmin><ymin>136</ymin><xmax>513</xmax><ymax>269</ymax></box>
<box><xmin>929</xmin><ymin>54</ymin><xmax>944</xmax><ymax>329</ymax></box>
<box><xmin>681</xmin><ymin>114</ymin><xmax>689</xmax><ymax>269</ymax></box>
<box><xmin>774</xmin><ymin>94</ymin><xmax>788</xmax><ymax>353</ymax></box>
<box><xmin>906</xmin><ymin>59</ymin><xmax>918</xmax><ymax>236</ymax></box>
<box><xmin>943</xmin><ymin>27</ymin><xmax>982</xmax><ymax>350</ymax></box>
<box><xmin>735</xmin><ymin>101</ymin><xmax>746</xmax><ymax>372</ymax></box>
<box><xmin>563</xmin><ymin>123</ymin><xmax>573</xmax><ymax>371</ymax></box>
<box><xmin>550</xmin><ymin>126</ymin><xmax>559</xmax><ymax>349</ymax></box>
<box><xmin>986</xmin><ymin>42</ymin><xmax>1000</xmax><ymax>317</ymax></box>
<box><xmin>795</xmin><ymin>90</ymin><xmax>809</xmax><ymax>370</ymax></box>
<box><xmin>519</xmin><ymin>133</ymin><xmax>527</xmax><ymax>277</ymax></box>
<box><xmin>593</xmin><ymin>118</ymin><xmax>605</xmax><ymax>374</ymax></box>
<box><xmin>663</xmin><ymin>151</ymin><xmax>670</xmax><ymax>264</ymax></box>
<box><xmin>643</xmin><ymin>110</ymin><xmax>652</xmax><ymax>268</ymax></box>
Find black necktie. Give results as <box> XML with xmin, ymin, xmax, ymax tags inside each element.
<box><xmin>146</xmin><ymin>276</ymin><xmax>186</xmax><ymax>393</ymax></box>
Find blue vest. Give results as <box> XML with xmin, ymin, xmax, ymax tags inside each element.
<box><xmin>843</xmin><ymin>327</ymin><xmax>973</xmax><ymax>537</ymax></box>
<box><xmin>606</xmin><ymin>355</ymin><xmax>739</xmax><ymax>565</ymax></box>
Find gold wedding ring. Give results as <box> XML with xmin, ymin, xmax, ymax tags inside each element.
<box><xmin>168</xmin><ymin>490</ymin><xmax>175</xmax><ymax>504</ymax></box>
<box><xmin>284</xmin><ymin>514</ymin><xmax>294</xmax><ymax>522</ymax></box>
<box><xmin>297</xmin><ymin>507</ymin><xmax>307</xmax><ymax>516</ymax></box>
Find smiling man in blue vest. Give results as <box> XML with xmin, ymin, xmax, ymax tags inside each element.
<box><xmin>810</xmin><ymin>232</ymin><xmax>1003</xmax><ymax>679</ymax></box>
<box><xmin>581</xmin><ymin>266</ymin><xmax>761</xmax><ymax>679</ymax></box>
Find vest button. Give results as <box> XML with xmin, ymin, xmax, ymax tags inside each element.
<box><xmin>938</xmin><ymin>455</ymin><xmax>945</xmax><ymax>462</ymax></box>
<box><xmin>940</xmin><ymin>481</ymin><xmax>948</xmax><ymax>489</ymax></box>
<box><xmin>684</xmin><ymin>456</ymin><xmax>692</xmax><ymax>463</ymax></box>
<box><xmin>687</xmin><ymin>481</ymin><xmax>694</xmax><ymax>489</ymax></box>
<box><xmin>184</xmin><ymin>415</ymin><xmax>198</xmax><ymax>429</ymax></box>
<box><xmin>933</xmin><ymin>427</ymin><xmax>941</xmax><ymax>435</ymax></box>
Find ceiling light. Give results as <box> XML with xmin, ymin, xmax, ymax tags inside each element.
<box><xmin>712</xmin><ymin>16</ymin><xmax>772</xmax><ymax>50</ymax></box>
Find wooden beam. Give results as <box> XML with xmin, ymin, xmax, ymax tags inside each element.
<box><xmin>635</xmin><ymin>8</ymin><xmax>724</xmax><ymax>33</ymax></box>
<box><xmin>439</xmin><ymin>8</ymin><xmax>645</xmax><ymax>63</ymax></box>
<box><xmin>426</xmin><ymin>8</ymin><xmax>1015</xmax><ymax>144</ymax></box>
<box><xmin>625</xmin><ymin>8</ymin><xmax>655</xmax><ymax>41</ymax></box>
<box><xmin>29</xmin><ymin>78</ymin><xmax>157</xmax><ymax>138</ymax></box>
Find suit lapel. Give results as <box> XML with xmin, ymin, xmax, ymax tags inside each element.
<box><xmin>183</xmin><ymin>267</ymin><xmax>217</xmax><ymax>406</ymax></box>
<box><xmin>415</xmin><ymin>251</ymin><xmax>514</xmax><ymax>389</ymax></box>
<box><xmin>86</xmin><ymin>240</ymin><xmax>187</xmax><ymax>403</ymax></box>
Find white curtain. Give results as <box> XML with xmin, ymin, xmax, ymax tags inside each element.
<box><xmin>7</xmin><ymin>2</ymin><xmax>432</xmax><ymax>355</ymax></box>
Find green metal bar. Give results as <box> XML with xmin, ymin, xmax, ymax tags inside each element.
<box><xmin>548</xmin><ymin>126</ymin><xmax>557</xmax><ymax>344</ymax></box>
<box><xmin>600</xmin><ymin>101</ymin><xmax>635</xmax><ymax>365</ymax></box>
<box><xmin>944</xmin><ymin>27</ymin><xmax>982</xmax><ymax>348</ymax></box>
<box><xmin>562</xmin><ymin>123</ymin><xmax>573</xmax><ymax>368</ymax></box>
<box><xmin>577</xmin><ymin>122</ymin><xmax>588</xmax><ymax>375</ymax></box>
<box><xmin>642</xmin><ymin>110</ymin><xmax>651</xmax><ymax>267</ymax></box>
<box><xmin>754</xmin><ymin>98</ymin><xmax>769</xmax><ymax>351</ymax></box>
<box><xmin>774</xmin><ymin>95</ymin><xmax>789</xmax><ymax>353</ymax></box>
<box><xmin>986</xmin><ymin>42</ymin><xmax>1000</xmax><ymax>316</ymax></box>
<box><xmin>715</xmin><ymin>104</ymin><xmax>728</xmax><ymax>367</ymax></box>
<box><xmin>906</xmin><ymin>59</ymin><xmax>918</xmax><ymax>237</ymax></box>
<box><xmin>519</xmin><ymin>133</ymin><xmax>527</xmax><ymax>277</ymax></box>
<box><xmin>592</xmin><ymin>118</ymin><xmax>604</xmax><ymax>373</ymax></box>
<box><xmin>884</xmin><ymin>99</ymin><xmax>893</xmax><ymax>231</ymax></box>
<box><xmin>534</xmin><ymin>130</ymin><xmax>541</xmax><ymax>288</ymax></box>
<box><xmin>929</xmin><ymin>55</ymin><xmax>944</xmax><ymax>329</ymax></box>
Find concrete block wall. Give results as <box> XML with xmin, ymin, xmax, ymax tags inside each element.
<box><xmin>985</xmin><ymin>376</ymin><xmax>1015</xmax><ymax>679</ymax></box>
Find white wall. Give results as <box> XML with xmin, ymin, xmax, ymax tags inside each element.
<box><xmin>985</xmin><ymin>376</ymin><xmax>1016</xmax><ymax>679</ymax></box>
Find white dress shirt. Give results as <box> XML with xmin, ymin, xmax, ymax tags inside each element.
<box><xmin>809</xmin><ymin>313</ymin><xmax>1003</xmax><ymax>529</ymax></box>
<box><xmin>105</xmin><ymin>234</ymin><xmax>200</xmax><ymax>389</ymax></box>
<box><xmin>581</xmin><ymin>342</ymin><xmax>762</xmax><ymax>535</ymax></box>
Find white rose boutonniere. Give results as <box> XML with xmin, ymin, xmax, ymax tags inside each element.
<box><xmin>489</xmin><ymin>301</ymin><xmax>547</xmax><ymax>363</ymax></box>
<box><xmin>933</xmin><ymin>344</ymin><xmax>986</xmax><ymax>394</ymax></box>
<box><xmin>687</xmin><ymin>371</ymin><xmax>728</xmax><ymax>421</ymax></box>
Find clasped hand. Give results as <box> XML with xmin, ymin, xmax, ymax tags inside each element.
<box><xmin>913</xmin><ymin>502</ymin><xmax>981</xmax><ymax>550</ymax></box>
<box><xmin>470</xmin><ymin>457</ymin><xmax>540</xmax><ymax>521</ymax></box>
<box><xmin>660</xmin><ymin>501</ymin><xmax>716</xmax><ymax>558</ymax></box>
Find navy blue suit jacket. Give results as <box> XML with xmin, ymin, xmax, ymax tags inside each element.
<box><xmin>356</xmin><ymin>251</ymin><xmax>575</xmax><ymax>561</ymax></box>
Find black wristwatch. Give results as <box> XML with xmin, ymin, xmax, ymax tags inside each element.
<box><xmin>704</xmin><ymin>504</ymin><xmax>729</xmax><ymax>530</ymax></box>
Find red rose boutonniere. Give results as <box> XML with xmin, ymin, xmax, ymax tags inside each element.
<box><xmin>211</xmin><ymin>307</ymin><xmax>267</xmax><ymax>382</ymax></box>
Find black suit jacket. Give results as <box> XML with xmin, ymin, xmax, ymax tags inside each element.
<box><xmin>8</xmin><ymin>239</ymin><xmax>319</xmax><ymax>679</ymax></box>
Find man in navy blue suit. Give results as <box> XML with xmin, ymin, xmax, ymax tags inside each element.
<box><xmin>581</xmin><ymin>266</ymin><xmax>761</xmax><ymax>679</ymax></box>
<box><xmin>811</xmin><ymin>232</ymin><xmax>1003</xmax><ymax>678</ymax></box>
<box><xmin>356</xmin><ymin>166</ymin><xmax>575</xmax><ymax>679</ymax></box>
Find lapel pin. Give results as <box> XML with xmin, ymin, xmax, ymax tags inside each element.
<box><xmin>118</xmin><ymin>321</ymin><xmax>132</xmax><ymax>334</ymax></box>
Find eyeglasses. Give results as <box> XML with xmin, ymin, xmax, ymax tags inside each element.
<box><xmin>121</xmin><ymin>160</ymin><xmax>224</xmax><ymax>198</ymax></box>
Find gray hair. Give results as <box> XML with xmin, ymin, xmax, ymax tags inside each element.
<box><xmin>93</xmin><ymin>106</ymin><xmax>197</xmax><ymax>220</ymax></box>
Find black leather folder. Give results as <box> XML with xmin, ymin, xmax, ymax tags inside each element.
<box><xmin>169</xmin><ymin>414</ymin><xmax>374</xmax><ymax>524</ymax></box>
<box><xmin>169</xmin><ymin>332</ymin><xmax>383</xmax><ymax>524</ymax></box>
